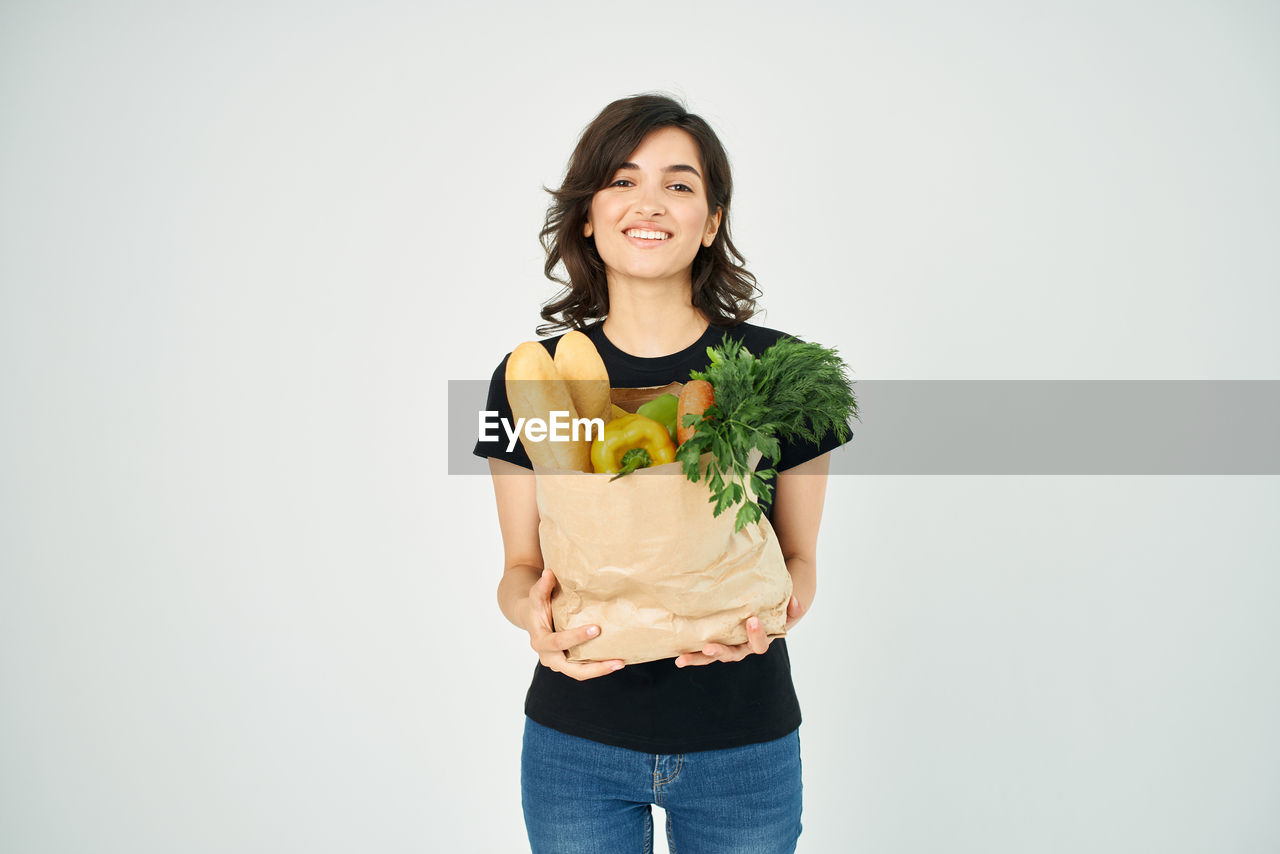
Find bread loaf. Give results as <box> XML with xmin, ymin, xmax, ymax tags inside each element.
<box><xmin>553</xmin><ymin>331</ymin><xmax>612</xmax><ymax>425</ymax></box>
<box><xmin>505</xmin><ymin>342</ymin><xmax>592</xmax><ymax>472</ymax></box>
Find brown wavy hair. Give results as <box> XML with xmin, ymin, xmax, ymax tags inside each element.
<box><xmin>535</xmin><ymin>94</ymin><xmax>760</xmax><ymax>336</ymax></box>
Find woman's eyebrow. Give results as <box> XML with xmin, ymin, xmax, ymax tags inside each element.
<box><xmin>665</xmin><ymin>164</ymin><xmax>702</xmax><ymax>179</ymax></box>
<box><xmin>617</xmin><ymin>161</ymin><xmax>703</xmax><ymax>179</ymax></box>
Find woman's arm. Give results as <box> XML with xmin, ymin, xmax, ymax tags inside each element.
<box><xmin>489</xmin><ymin>457</ymin><xmax>543</xmax><ymax>632</ymax></box>
<box><xmin>770</xmin><ymin>451</ymin><xmax>832</xmax><ymax>629</ymax></box>
<box><xmin>488</xmin><ymin>457</ymin><xmax>626</xmax><ymax>679</ymax></box>
<box><xmin>674</xmin><ymin>451</ymin><xmax>832</xmax><ymax>667</ymax></box>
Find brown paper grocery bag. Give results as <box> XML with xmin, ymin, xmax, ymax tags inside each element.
<box><xmin>533</xmin><ymin>383</ymin><xmax>792</xmax><ymax>665</ymax></box>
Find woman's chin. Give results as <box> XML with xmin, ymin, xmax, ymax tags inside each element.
<box><xmin>605</xmin><ymin>265</ymin><xmax>696</xmax><ymax>288</ymax></box>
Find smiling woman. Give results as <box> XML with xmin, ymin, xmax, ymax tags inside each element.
<box><xmin>583</xmin><ymin>127</ymin><xmax>722</xmax><ymax>290</ymax></box>
<box><xmin>474</xmin><ymin>93</ymin><xmax>848</xmax><ymax>854</ymax></box>
<box><xmin>536</xmin><ymin>94</ymin><xmax>759</xmax><ymax>339</ymax></box>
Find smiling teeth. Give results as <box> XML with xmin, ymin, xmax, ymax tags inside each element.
<box><xmin>626</xmin><ymin>229</ymin><xmax>670</xmax><ymax>240</ymax></box>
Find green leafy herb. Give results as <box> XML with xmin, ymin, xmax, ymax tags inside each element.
<box><xmin>674</xmin><ymin>334</ymin><xmax>859</xmax><ymax>532</ymax></box>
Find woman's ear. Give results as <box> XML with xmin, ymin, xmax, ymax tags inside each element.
<box><xmin>583</xmin><ymin>220</ymin><xmax>594</xmax><ymax>238</ymax></box>
<box><xmin>703</xmin><ymin>207</ymin><xmax>723</xmax><ymax>247</ymax></box>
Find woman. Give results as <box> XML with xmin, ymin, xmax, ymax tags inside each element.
<box><xmin>473</xmin><ymin>94</ymin><xmax>847</xmax><ymax>854</ymax></box>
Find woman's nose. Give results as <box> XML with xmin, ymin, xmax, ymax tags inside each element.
<box><xmin>635</xmin><ymin>182</ymin><xmax>665</xmax><ymax>217</ymax></box>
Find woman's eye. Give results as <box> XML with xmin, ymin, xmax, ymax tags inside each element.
<box><xmin>610</xmin><ymin>179</ymin><xmax>634</xmax><ymax>187</ymax></box>
<box><xmin>669</xmin><ymin>183</ymin><xmax>693</xmax><ymax>193</ymax></box>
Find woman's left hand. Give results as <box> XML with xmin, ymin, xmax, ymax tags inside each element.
<box><xmin>674</xmin><ymin>595</ymin><xmax>805</xmax><ymax>668</ymax></box>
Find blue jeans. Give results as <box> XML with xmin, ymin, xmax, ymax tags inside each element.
<box><xmin>521</xmin><ymin>717</ymin><xmax>803</xmax><ymax>854</ymax></box>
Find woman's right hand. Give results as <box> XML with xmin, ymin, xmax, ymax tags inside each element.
<box><xmin>526</xmin><ymin>567</ymin><xmax>626</xmax><ymax>681</ymax></box>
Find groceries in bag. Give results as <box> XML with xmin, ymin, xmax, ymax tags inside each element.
<box><xmin>500</xmin><ymin>329</ymin><xmax>858</xmax><ymax>663</ymax></box>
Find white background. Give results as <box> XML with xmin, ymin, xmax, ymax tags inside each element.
<box><xmin>2</xmin><ymin>1</ymin><xmax>1278</xmax><ymax>852</ymax></box>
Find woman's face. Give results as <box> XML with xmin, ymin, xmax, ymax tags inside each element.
<box><xmin>584</xmin><ymin>127</ymin><xmax>722</xmax><ymax>290</ymax></box>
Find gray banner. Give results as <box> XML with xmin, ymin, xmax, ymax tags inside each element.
<box><xmin>450</xmin><ymin>380</ymin><xmax>1280</xmax><ymax>475</ymax></box>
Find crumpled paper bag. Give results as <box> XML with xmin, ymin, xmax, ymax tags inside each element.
<box><xmin>534</xmin><ymin>382</ymin><xmax>791</xmax><ymax>665</ymax></box>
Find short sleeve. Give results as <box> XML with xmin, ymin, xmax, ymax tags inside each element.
<box><xmin>748</xmin><ymin>417</ymin><xmax>849</xmax><ymax>522</ymax></box>
<box><xmin>472</xmin><ymin>354</ymin><xmax>534</xmax><ymax>470</ymax></box>
<box><xmin>773</xmin><ymin>419</ymin><xmax>853</xmax><ymax>472</ymax></box>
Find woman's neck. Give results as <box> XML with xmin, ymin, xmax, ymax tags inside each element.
<box><xmin>600</xmin><ymin>280</ymin><xmax>709</xmax><ymax>358</ymax></box>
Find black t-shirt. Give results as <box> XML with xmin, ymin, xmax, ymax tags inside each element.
<box><xmin>473</xmin><ymin>318</ymin><xmax>850</xmax><ymax>753</ymax></box>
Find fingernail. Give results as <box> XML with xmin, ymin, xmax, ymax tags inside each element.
<box><xmin>611</xmin><ymin>662</ymin><xmax>624</xmax><ymax>671</ymax></box>
<box><xmin>586</xmin><ymin>626</ymin><xmax>600</xmax><ymax>637</ymax></box>
<box><xmin>748</xmin><ymin>617</ymin><xmax>760</xmax><ymax>631</ymax></box>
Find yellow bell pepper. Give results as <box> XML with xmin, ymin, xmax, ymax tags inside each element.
<box><xmin>591</xmin><ymin>412</ymin><xmax>677</xmax><ymax>478</ymax></box>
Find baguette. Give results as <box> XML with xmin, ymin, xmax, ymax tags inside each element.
<box><xmin>553</xmin><ymin>330</ymin><xmax>612</xmax><ymax>424</ymax></box>
<box><xmin>505</xmin><ymin>342</ymin><xmax>592</xmax><ymax>472</ymax></box>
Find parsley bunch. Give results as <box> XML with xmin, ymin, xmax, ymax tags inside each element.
<box><xmin>674</xmin><ymin>334</ymin><xmax>859</xmax><ymax>532</ymax></box>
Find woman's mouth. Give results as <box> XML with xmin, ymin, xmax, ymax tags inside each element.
<box><xmin>624</xmin><ymin>228</ymin><xmax>671</xmax><ymax>246</ymax></box>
